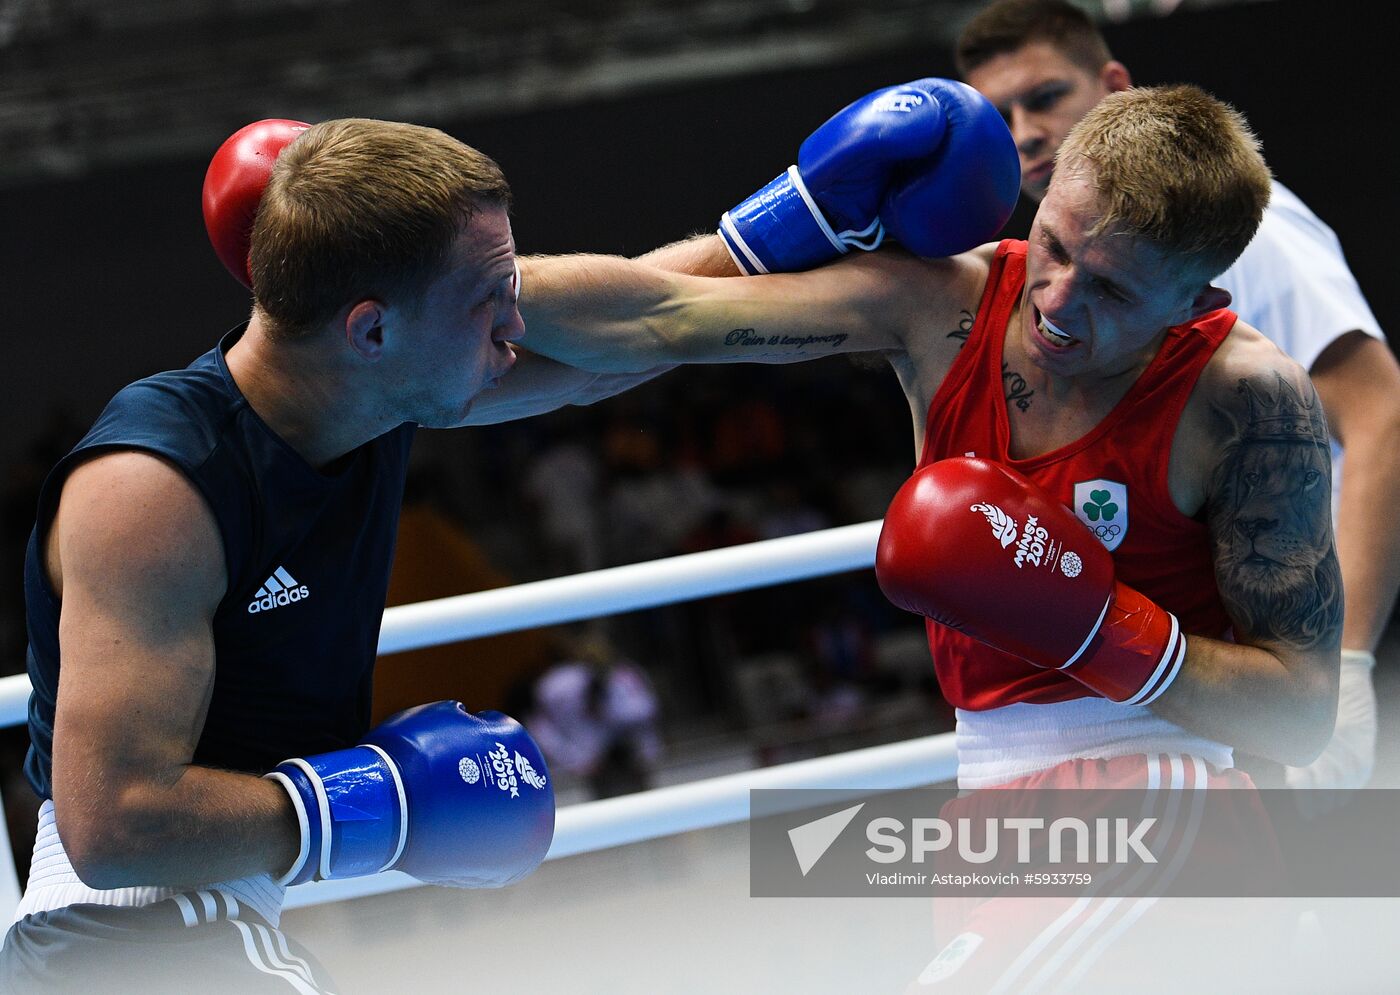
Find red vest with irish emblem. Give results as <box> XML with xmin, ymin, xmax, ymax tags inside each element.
<box><xmin>918</xmin><ymin>240</ymin><xmax>1235</xmax><ymax>710</ymax></box>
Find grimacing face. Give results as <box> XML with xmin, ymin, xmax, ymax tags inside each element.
<box><xmin>964</xmin><ymin>40</ymin><xmax>1124</xmax><ymax>202</ymax></box>
<box><xmin>1018</xmin><ymin>167</ymin><xmax>1210</xmax><ymax>384</ymax></box>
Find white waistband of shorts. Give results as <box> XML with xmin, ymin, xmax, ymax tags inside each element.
<box><xmin>955</xmin><ymin>697</ymin><xmax>1233</xmax><ymax>790</ymax></box>
<box><xmin>14</xmin><ymin>799</ymin><xmax>286</xmax><ymax>927</ymax></box>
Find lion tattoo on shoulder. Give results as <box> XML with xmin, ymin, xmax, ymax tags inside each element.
<box><xmin>1210</xmin><ymin>374</ymin><xmax>1341</xmax><ymax>647</ymax></box>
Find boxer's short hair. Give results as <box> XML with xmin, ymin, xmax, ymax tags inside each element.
<box><xmin>1057</xmin><ymin>85</ymin><xmax>1271</xmax><ymax>280</ymax></box>
<box><xmin>251</xmin><ymin>118</ymin><xmax>511</xmax><ymax>337</ymax></box>
<box><xmin>956</xmin><ymin>0</ymin><xmax>1112</xmax><ymax>78</ymax></box>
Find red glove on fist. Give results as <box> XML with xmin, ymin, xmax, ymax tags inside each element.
<box><xmin>202</xmin><ymin>118</ymin><xmax>310</xmax><ymax>288</ymax></box>
<box><xmin>876</xmin><ymin>458</ymin><xmax>1186</xmax><ymax>705</ymax></box>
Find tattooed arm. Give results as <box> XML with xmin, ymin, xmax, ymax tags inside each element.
<box><xmin>1151</xmin><ymin>348</ymin><xmax>1343</xmax><ymax>764</ymax></box>
<box><xmin>515</xmin><ymin>249</ymin><xmax>977</xmax><ymax>373</ymax></box>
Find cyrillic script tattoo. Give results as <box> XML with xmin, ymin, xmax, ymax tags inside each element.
<box><xmin>1002</xmin><ymin>363</ymin><xmax>1034</xmax><ymax>413</ymax></box>
<box><xmin>1207</xmin><ymin>371</ymin><xmax>1342</xmax><ymax>649</ymax></box>
<box><xmin>945</xmin><ymin>310</ymin><xmax>975</xmax><ymax>347</ymax></box>
<box><xmin>944</xmin><ymin>311</ymin><xmax>1033</xmax><ymax>412</ymax></box>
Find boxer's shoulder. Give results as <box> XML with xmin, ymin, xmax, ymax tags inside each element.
<box><xmin>1204</xmin><ymin>317</ymin><xmax>1300</xmax><ymax>379</ymax></box>
<box><xmin>1168</xmin><ymin>321</ymin><xmax>1315</xmax><ymax>516</ymax></box>
<box><xmin>855</xmin><ymin>245</ymin><xmax>993</xmax><ymax>421</ymax></box>
<box><xmin>48</xmin><ymin>450</ymin><xmax>225</xmax><ymax>606</ymax></box>
<box><xmin>1174</xmin><ymin>321</ymin><xmax>1298</xmax><ymax>446</ymax></box>
<box><xmin>1195</xmin><ymin>320</ymin><xmax>1320</xmax><ymax>442</ymax></box>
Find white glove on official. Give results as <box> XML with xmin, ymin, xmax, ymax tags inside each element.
<box><xmin>1285</xmin><ymin>649</ymin><xmax>1377</xmax><ymax>811</ymax></box>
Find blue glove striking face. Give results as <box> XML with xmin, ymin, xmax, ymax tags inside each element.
<box><xmin>719</xmin><ymin>78</ymin><xmax>1019</xmax><ymax>274</ymax></box>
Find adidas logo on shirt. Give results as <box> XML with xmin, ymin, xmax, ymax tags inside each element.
<box><xmin>247</xmin><ymin>566</ymin><xmax>310</xmax><ymax>614</ymax></box>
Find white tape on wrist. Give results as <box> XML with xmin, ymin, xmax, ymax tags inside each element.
<box><xmin>1285</xmin><ymin>646</ymin><xmax>1379</xmax><ymax>794</ymax></box>
<box><xmin>1341</xmin><ymin>648</ymin><xmax>1376</xmax><ymax>670</ymax></box>
<box><xmin>280</xmin><ymin>757</ymin><xmax>333</xmax><ymax>880</ymax></box>
<box><xmin>264</xmin><ymin>770</ymin><xmax>311</xmax><ymax>887</ymax></box>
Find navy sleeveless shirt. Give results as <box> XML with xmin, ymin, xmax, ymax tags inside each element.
<box><xmin>23</xmin><ymin>331</ymin><xmax>416</xmax><ymax>798</ymax></box>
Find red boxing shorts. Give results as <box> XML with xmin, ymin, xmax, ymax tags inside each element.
<box><xmin>907</xmin><ymin>753</ymin><xmax>1295</xmax><ymax>992</ymax></box>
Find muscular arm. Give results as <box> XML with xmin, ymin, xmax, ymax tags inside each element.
<box><xmin>1153</xmin><ymin>362</ymin><xmax>1343</xmax><ymax>765</ymax></box>
<box><xmin>454</xmin><ymin>234</ymin><xmax>735</xmax><ymax>425</ymax></box>
<box><xmin>50</xmin><ymin>452</ymin><xmax>299</xmax><ymax>888</ymax></box>
<box><xmin>458</xmin><ymin>349</ymin><xmax>677</xmax><ymax>426</ymax></box>
<box><xmin>516</xmin><ymin>248</ymin><xmax>949</xmax><ymax>373</ymax></box>
<box><xmin>636</xmin><ymin>233</ymin><xmax>741</xmax><ymax>277</ymax></box>
<box><xmin>1310</xmin><ymin>331</ymin><xmax>1400</xmax><ymax>653</ymax></box>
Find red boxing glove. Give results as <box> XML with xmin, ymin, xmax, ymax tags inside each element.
<box><xmin>876</xmin><ymin>458</ymin><xmax>1186</xmax><ymax>705</ymax></box>
<box><xmin>202</xmin><ymin>118</ymin><xmax>310</xmax><ymax>288</ymax></box>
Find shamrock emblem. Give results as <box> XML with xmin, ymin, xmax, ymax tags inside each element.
<box><xmin>1081</xmin><ymin>488</ymin><xmax>1119</xmax><ymax>522</ymax></box>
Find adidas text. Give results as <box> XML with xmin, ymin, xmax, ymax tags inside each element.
<box><xmin>248</xmin><ymin>585</ymin><xmax>311</xmax><ymax>613</ymax></box>
<box><xmin>248</xmin><ymin>566</ymin><xmax>311</xmax><ymax>613</ymax></box>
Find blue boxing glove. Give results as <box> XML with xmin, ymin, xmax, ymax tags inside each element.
<box><xmin>266</xmin><ymin>701</ymin><xmax>554</xmax><ymax>888</ymax></box>
<box><xmin>879</xmin><ymin>79</ymin><xmax>1020</xmax><ymax>259</ymax></box>
<box><xmin>719</xmin><ymin>78</ymin><xmax>1018</xmax><ymax>274</ymax></box>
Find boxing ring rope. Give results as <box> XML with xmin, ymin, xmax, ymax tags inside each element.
<box><xmin>0</xmin><ymin>519</ymin><xmax>888</xmax><ymax>724</ymax></box>
<box><xmin>0</xmin><ymin>519</ymin><xmax>960</xmax><ymax>916</ymax></box>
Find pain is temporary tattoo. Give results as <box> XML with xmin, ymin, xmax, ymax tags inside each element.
<box><xmin>724</xmin><ymin>328</ymin><xmax>849</xmax><ymax>350</ymax></box>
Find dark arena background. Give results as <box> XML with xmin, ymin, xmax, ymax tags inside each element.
<box><xmin>1</xmin><ymin>1</ymin><xmax>1397</xmax><ymax>991</ymax></box>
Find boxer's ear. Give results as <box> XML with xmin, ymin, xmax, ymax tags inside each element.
<box><xmin>345</xmin><ymin>299</ymin><xmax>387</xmax><ymax>361</ymax></box>
<box><xmin>1186</xmin><ymin>285</ymin><xmax>1232</xmax><ymax>322</ymax></box>
<box><xmin>1101</xmin><ymin>60</ymin><xmax>1131</xmax><ymax>94</ymax></box>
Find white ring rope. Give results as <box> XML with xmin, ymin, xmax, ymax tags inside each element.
<box><xmin>0</xmin><ymin>520</ymin><xmax>884</xmax><ymax>726</ymax></box>
<box><xmin>375</xmin><ymin>519</ymin><xmax>884</xmax><ymax>653</ymax></box>
<box><xmin>0</xmin><ymin>519</ymin><xmax>960</xmax><ymax>915</ymax></box>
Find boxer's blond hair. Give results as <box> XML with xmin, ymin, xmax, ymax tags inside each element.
<box><xmin>251</xmin><ymin>118</ymin><xmax>511</xmax><ymax>337</ymax></box>
<box><xmin>1056</xmin><ymin>85</ymin><xmax>1271</xmax><ymax>280</ymax></box>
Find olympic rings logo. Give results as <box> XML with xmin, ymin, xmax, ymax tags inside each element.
<box><xmin>1089</xmin><ymin>523</ymin><xmax>1122</xmax><ymax>543</ymax></box>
